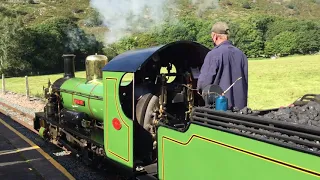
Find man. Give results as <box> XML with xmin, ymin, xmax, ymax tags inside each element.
<box><xmin>197</xmin><ymin>21</ymin><xmax>248</xmax><ymax>110</ymax></box>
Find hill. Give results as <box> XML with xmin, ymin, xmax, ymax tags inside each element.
<box><xmin>1</xmin><ymin>0</ymin><xmax>107</xmax><ymax>40</ymax></box>
<box><xmin>0</xmin><ymin>0</ymin><xmax>319</xmax><ymax>77</ymax></box>
<box><xmin>2</xmin><ymin>0</ymin><xmax>320</xmax><ymax>43</ymax></box>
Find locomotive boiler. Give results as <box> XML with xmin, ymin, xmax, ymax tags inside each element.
<box><xmin>34</xmin><ymin>41</ymin><xmax>320</xmax><ymax>180</ymax></box>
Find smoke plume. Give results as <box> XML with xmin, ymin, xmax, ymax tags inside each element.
<box><xmin>89</xmin><ymin>0</ymin><xmax>177</xmax><ymax>44</ymax></box>
<box><xmin>64</xmin><ymin>27</ymin><xmax>98</xmax><ymax>53</ymax></box>
<box><xmin>89</xmin><ymin>0</ymin><xmax>220</xmax><ymax>45</ymax></box>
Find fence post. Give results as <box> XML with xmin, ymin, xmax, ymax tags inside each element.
<box><xmin>25</xmin><ymin>76</ymin><xmax>29</xmax><ymax>100</ymax></box>
<box><xmin>2</xmin><ymin>74</ymin><xmax>5</xmax><ymax>95</ymax></box>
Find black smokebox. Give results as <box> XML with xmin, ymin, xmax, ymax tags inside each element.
<box><xmin>62</xmin><ymin>54</ymin><xmax>76</xmax><ymax>79</ymax></box>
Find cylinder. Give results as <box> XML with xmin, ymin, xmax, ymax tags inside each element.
<box><xmin>45</xmin><ymin>102</ymin><xmax>55</xmax><ymax>117</ymax></box>
<box><xmin>85</xmin><ymin>54</ymin><xmax>108</xmax><ymax>81</ymax></box>
<box><xmin>215</xmin><ymin>96</ymin><xmax>228</xmax><ymax>111</ymax></box>
<box><xmin>62</xmin><ymin>54</ymin><xmax>76</xmax><ymax>79</ymax></box>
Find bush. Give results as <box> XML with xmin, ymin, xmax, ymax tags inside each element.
<box><xmin>104</xmin><ymin>15</ymin><xmax>320</xmax><ymax>59</ymax></box>
<box><xmin>286</xmin><ymin>4</ymin><xmax>296</xmax><ymax>9</ymax></box>
<box><xmin>84</xmin><ymin>10</ymin><xmax>103</xmax><ymax>27</ymax></box>
<box><xmin>242</xmin><ymin>1</ymin><xmax>251</xmax><ymax>9</ymax></box>
<box><xmin>264</xmin><ymin>31</ymin><xmax>298</xmax><ymax>56</ymax></box>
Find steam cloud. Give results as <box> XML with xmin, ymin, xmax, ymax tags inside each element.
<box><xmin>89</xmin><ymin>0</ymin><xmax>177</xmax><ymax>45</ymax></box>
<box><xmin>89</xmin><ymin>0</ymin><xmax>219</xmax><ymax>45</ymax></box>
<box><xmin>65</xmin><ymin>27</ymin><xmax>98</xmax><ymax>52</ymax></box>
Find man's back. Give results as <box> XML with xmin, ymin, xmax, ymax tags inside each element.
<box><xmin>197</xmin><ymin>40</ymin><xmax>248</xmax><ymax>110</ymax></box>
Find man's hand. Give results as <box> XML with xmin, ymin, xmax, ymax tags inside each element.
<box><xmin>196</xmin><ymin>89</ymin><xmax>202</xmax><ymax>96</ymax></box>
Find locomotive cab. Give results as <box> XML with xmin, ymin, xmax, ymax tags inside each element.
<box><xmin>102</xmin><ymin>41</ymin><xmax>210</xmax><ymax>173</ymax></box>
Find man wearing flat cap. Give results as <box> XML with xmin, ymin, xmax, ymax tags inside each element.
<box><xmin>197</xmin><ymin>21</ymin><xmax>248</xmax><ymax>110</ymax></box>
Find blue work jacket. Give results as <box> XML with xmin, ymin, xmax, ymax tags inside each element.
<box><xmin>197</xmin><ymin>40</ymin><xmax>248</xmax><ymax>110</ymax></box>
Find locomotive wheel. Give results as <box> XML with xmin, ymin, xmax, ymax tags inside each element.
<box><xmin>143</xmin><ymin>95</ymin><xmax>159</xmax><ymax>131</ymax></box>
<box><xmin>136</xmin><ymin>93</ymin><xmax>153</xmax><ymax>126</ymax></box>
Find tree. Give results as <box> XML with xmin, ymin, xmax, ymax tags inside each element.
<box><xmin>25</xmin><ymin>16</ymin><xmax>104</xmax><ymax>74</ymax></box>
<box><xmin>155</xmin><ymin>22</ymin><xmax>196</xmax><ymax>44</ymax></box>
<box><xmin>296</xmin><ymin>30</ymin><xmax>320</xmax><ymax>54</ymax></box>
<box><xmin>232</xmin><ymin>21</ymin><xmax>264</xmax><ymax>57</ymax></box>
<box><xmin>196</xmin><ymin>21</ymin><xmax>214</xmax><ymax>49</ymax></box>
<box><xmin>0</xmin><ymin>16</ymin><xmax>32</xmax><ymax>76</ymax></box>
<box><xmin>264</xmin><ymin>31</ymin><xmax>298</xmax><ymax>56</ymax></box>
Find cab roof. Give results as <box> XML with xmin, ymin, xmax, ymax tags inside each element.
<box><xmin>102</xmin><ymin>41</ymin><xmax>210</xmax><ymax>73</ymax></box>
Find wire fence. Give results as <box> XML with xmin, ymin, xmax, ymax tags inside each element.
<box><xmin>0</xmin><ymin>71</ymin><xmax>85</xmax><ymax>100</ymax></box>
<box><xmin>1</xmin><ymin>74</ymin><xmax>31</xmax><ymax>99</ymax></box>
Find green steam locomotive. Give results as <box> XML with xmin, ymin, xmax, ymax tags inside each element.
<box><xmin>34</xmin><ymin>41</ymin><xmax>320</xmax><ymax>180</ymax></box>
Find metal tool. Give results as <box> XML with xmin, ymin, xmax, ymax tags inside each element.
<box><xmin>222</xmin><ymin>77</ymin><xmax>242</xmax><ymax>96</ymax></box>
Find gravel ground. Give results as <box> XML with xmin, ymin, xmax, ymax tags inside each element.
<box><xmin>0</xmin><ymin>92</ymin><xmax>125</xmax><ymax>180</ymax></box>
<box><xmin>0</xmin><ymin>91</ymin><xmax>45</xmax><ymax>118</ymax></box>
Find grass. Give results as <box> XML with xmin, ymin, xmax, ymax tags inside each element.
<box><xmin>1</xmin><ymin>71</ymin><xmax>87</xmax><ymax>98</ymax></box>
<box><xmin>247</xmin><ymin>54</ymin><xmax>320</xmax><ymax>109</ymax></box>
<box><xmin>1</xmin><ymin>54</ymin><xmax>319</xmax><ymax>110</ymax></box>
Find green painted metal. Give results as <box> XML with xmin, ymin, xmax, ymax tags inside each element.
<box><xmin>157</xmin><ymin>124</ymin><xmax>320</xmax><ymax>180</ymax></box>
<box><xmin>39</xmin><ymin>127</ymin><xmax>46</xmax><ymax>138</ymax></box>
<box><xmin>103</xmin><ymin>71</ymin><xmax>133</xmax><ymax>168</ymax></box>
<box><xmin>90</xmin><ymin>129</ymin><xmax>104</xmax><ymax>145</ymax></box>
<box><xmin>60</xmin><ymin>78</ymin><xmax>104</xmax><ymax>121</ymax></box>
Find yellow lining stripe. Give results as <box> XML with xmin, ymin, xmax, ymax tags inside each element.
<box><xmin>0</xmin><ymin>118</ymin><xmax>75</xmax><ymax>180</ymax></box>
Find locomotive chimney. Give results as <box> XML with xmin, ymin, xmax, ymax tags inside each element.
<box><xmin>62</xmin><ymin>54</ymin><xmax>76</xmax><ymax>78</ymax></box>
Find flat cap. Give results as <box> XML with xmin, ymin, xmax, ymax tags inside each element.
<box><xmin>211</xmin><ymin>21</ymin><xmax>230</xmax><ymax>34</ymax></box>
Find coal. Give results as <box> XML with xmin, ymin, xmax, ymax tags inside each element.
<box><xmin>262</xmin><ymin>101</ymin><xmax>320</xmax><ymax>127</ymax></box>
<box><xmin>225</xmin><ymin>101</ymin><xmax>320</xmax><ymax>155</ymax></box>
<box><xmin>233</xmin><ymin>101</ymin><xmax>320</xmax><ymax>127</ymax></box>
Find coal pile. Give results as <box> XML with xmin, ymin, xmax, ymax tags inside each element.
<box><xmin>259</xmin><ymin>101</ymin><xmax>320</xmax><ymax>127</ymax></box>
<box><xmin>233</xmin><ymin>101</ymin><xmax>320</xmax><ymax>127</ymax></box>
<box><xmin>225</xmin><ymin>101</ymin><xmax>320</xmax><ymax>155</ymax></box>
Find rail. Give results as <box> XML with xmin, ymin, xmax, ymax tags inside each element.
<box><xmin>0</xmin><ymin>101</ymin><xmax>38</xmax><ymax>134</ymax></box>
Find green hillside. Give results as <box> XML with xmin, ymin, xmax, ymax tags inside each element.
<box><xmin>1</xmin><ymin>0</ymin><xmax>108</xmax><ymax>40</ymax></box>
<box><xmin>2</xmin><ymin>0</ymin><xmax>320</xmax><ymax>42</ymax></box>
<box><xmin>0</xmin><ymin>0</ymin><xmax>319</xmax><ymax>77</ymax></box>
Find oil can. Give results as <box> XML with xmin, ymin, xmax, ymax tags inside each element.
<box><xmin>215</xmin><ymin>95</ymin><xmax>228</xmax><ymax>111</ymax></box>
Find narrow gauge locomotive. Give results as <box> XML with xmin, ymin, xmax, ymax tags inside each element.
<box><xmin>34</xmin><ymin>41</ymin><xmax>320</xmax><ymax>180</ymax></box>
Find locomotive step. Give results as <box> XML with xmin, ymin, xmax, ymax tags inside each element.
<box><xmin>0</xmin><ymin>118</ymin><xmax>75</xmax><ymax>180</ymax></box>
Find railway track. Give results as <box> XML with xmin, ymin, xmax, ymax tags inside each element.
<box><xmin>0</xmin><ymin>101</ymin><xmax>37</xmax><ymax>134</ymax></box>
<box><xmin>0</xmin><ymin>100</ymin><xmax>123</xmax><ymax>180</ymax></box>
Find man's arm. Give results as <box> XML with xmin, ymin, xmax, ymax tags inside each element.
<box><xmin>243</xmin><ymin>54</ymin><xmax>248</xmax><ymax>85</ymax></box>
<box><xmin>197</xmin><ymin>52</ymin><xmax>219</xmax><ymax>91</ymax></box>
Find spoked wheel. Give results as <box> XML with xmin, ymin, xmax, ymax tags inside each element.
<box><xmin>136</xmin><ymin>93</ymin><xmax>160</xmax><ymax>134</ymax></box>
<box><xmin>135</xmin><ymin>94</ymin><xmax>160</xmax><ymax>163</ymax></box>
<box><xmin>142</xmin><ymin>95</ymin><xmax>160</xmax><ymax>162</ymax></box>
<box><xmin>136</xmin><ymin>93</ymin><xmax>153</xmax><ymax>126</ymax></box>
<box><xmin>143</xmin><ymin>95</ymin><xmax>159</xmax><ymax>133</ymax></box>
